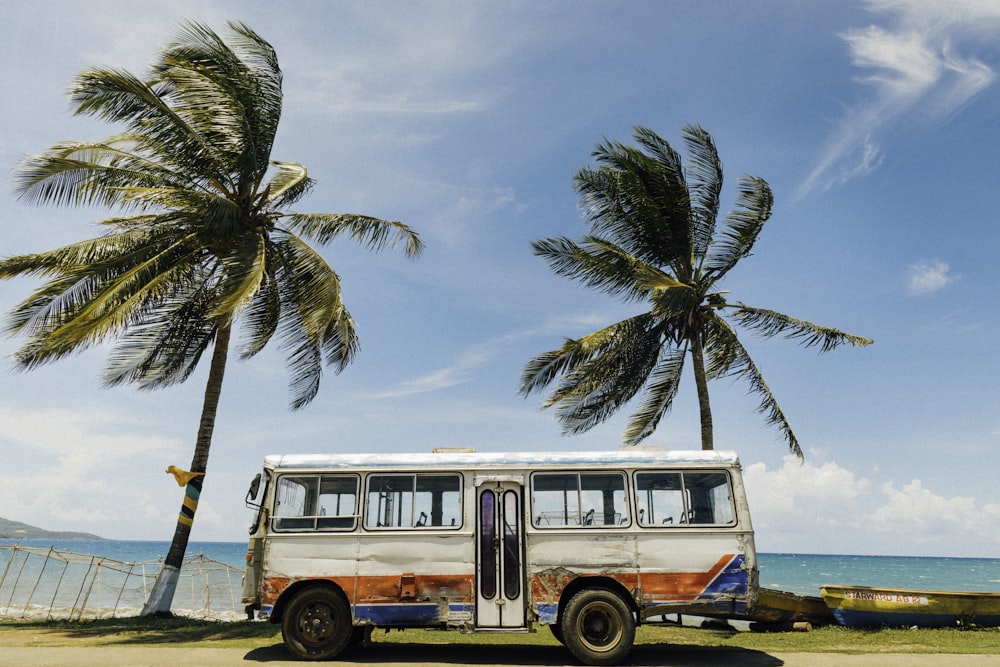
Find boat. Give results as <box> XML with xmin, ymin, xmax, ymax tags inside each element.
<box><xmin>820</xmin><ymin>585</ymin><xmax>1000</xmax><ymax>628</ymax></box>
<box><xmin>751</xmin><ymin>587</ymin><xmax>835</xmax><ymax>626</ymax></box>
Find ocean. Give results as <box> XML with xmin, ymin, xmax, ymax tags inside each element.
<box><xmin>2</xmin><ymin>539</ymin><xmax>998</xmax><ymax>621</ymax></box>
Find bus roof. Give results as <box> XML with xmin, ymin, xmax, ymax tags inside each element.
<box><xmin>262</xmin><ymin>449</ymin><xmax>741</xmax><ymax>471</ymax></box>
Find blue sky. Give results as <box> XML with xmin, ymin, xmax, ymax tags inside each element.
<box><xmin>2</xmin><ymin>0</ymin><xmax>999</xmax><ymax>558</ymax></box>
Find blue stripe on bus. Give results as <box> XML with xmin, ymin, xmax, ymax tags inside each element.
<box><xmin>698</xmin><ymin>553</ymin><xmax>749</xmax><ymax>599</ymax></box>
<box><xmin>354</xmin><ymin>602</ymin><xmax>473</xmax><ymax>625</ymax></box>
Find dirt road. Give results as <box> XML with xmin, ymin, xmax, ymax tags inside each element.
<box><xmin>2</xmin><ymin>643</ymin><xmax>999</xmax><ymax>666</ymax></box>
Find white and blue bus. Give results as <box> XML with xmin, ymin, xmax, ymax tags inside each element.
<box><xmin>242</xmin><ymin>448</ymin><xmax>758</xmax><ymax>665</ymax></box>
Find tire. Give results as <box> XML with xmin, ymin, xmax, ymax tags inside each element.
<box><xmin>560</xmin><ymin>588</ymin><xmax>636</xmax><ymax>666</ymax></box>
<box><xmin>281</xmin><ymin>587</ymin><xmax>354</xmax><ymax>661</ymax></box>
<box><xmin>549</xmin><ymin>622</ymin><xmax>565</xmax><ymax>645</ymax></box>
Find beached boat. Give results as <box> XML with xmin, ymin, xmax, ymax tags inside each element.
<box><xmin>751</xmin><ymin>587</ymin><xmax>835</xmax><ymax>626</ymax></box>
<box><xmin>820</xmin><ymin>585</ymin><xmax>1000</xmax><ymax>628</ymax></box>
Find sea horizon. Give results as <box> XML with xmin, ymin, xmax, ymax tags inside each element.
<box><xmin>3</xmin><ymin>538</ymin><xmax>998</xmax><ymax>599</ymax></box>
<box><xmin>4</xmin><ymin>536</ymin><xmax>994</xmax><ymax>562</ymax></box>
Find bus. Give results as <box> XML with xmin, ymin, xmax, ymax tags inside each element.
<box><xmin>241</xmin><ymin>448</ymin><xmax>758</xmax><ymax>665</ymax></box>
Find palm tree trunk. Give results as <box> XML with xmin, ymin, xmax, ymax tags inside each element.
<box><xmin>141</xmin><ymin>320</ymin><xmax>233</xmax><ymax>616</ymax></box>
<box><xmin>690</xmin><ymin>331</ymin><xmax>714</xmax><ymax>451</ymax></box>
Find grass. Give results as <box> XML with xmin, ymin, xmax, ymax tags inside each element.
<box><xmin>2</xmin><ymin>617</ymin><xmax>999</xmax><ymax>655</ymax></box>
<box><xmin>0</xmin><ymin>616</ymin><xmax>281</xmax><ymax>649</ymax></box>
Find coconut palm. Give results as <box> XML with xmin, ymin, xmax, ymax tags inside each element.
<box><xmin>0</xmin><ymin>21</ymin><xmax>423</xmax><ymax>614</ymax></box>
<box><xmin>520</xmin><ymin>125</ymin><xmax>870</xmax><ymax>456</ymax></box>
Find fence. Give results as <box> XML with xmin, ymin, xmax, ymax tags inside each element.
<box><xmin>0</xmin><ymin>544</ymin><xmax>245</xmax><ymax>621</ymax></box>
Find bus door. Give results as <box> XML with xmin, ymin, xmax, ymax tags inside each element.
<box><xmin>475</xmin><ymin>477</ymin><xmax>525</xmax><ymax>628</ymax></box>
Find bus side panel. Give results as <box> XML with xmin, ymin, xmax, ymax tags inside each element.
<box><xmin>354</xmin><ymin>533</ymin><xmax>475</xmax><ymax>626</ymax></box>
<box><xmin>526</xmin><ymin>532</ymin><xmax>639</xmax><ymax>623</ymax></box>
<box><xmin>526</xmin><ymin>531</ymin><xmax>755</xmax><ymax>623</ymax></box>
<box><xmin>259</xmin><ymin>534</ymin><xmax>361</xmax><ymax>617</ymax></box>
<box><xmin>635</xmin><ymin>532</ymin><xmax>755</xmax><ymax>617</ymax></box>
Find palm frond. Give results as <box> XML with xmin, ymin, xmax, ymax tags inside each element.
<box><xmin>156</xmin><ymin>20</ymin><xmax>283</xmax><ymax>180</ymax></box>
<box><xmin>2</xmin><ymin>226</ymin><xmax>193</xmax><ymax>328</ymax></box>
<box><xmin>282</xmin><ymin>213</ymin><xmax>424</xmax><ymax>257</ymax></box>
<box><xmin>237</xmin><ymin>249</ymin><xmax>281</xmax><ymax>359</ymax></box>
<box><xmin>8</xmin><ymin>234</ymin><xmax>203</xmax><ymax>368</ymax></box>
<box><xmin>575</xmin><ymin>133</ymin><xmax>692</xmax><ymax>272</ymax></box>
<box><xmin>275</xmin><ymin>233</ymin><xmax>343</xmax><ymax>337</ymax></box>
<box><xmin>704</xmin><ymin>316</ymin><xmax>803</xmax><ymax>458</ymax></box>
<box><xmin>622</xmin><ymin>346</ymin><xmax>686</xmax><ymax>445</ymax></box>
<box><xmin>547</xmin><ymin>319</ymin><xmax>663</xmax><ymax>435</ymax></box>
<box><xmin>272</xmin><ymin>233</ymin><xmax>357</xmax><ymax>408</ymax></box>
<box><xmin>701</xmin><ymin>312</ymin><xmax>742</xmax><ymax>380</ymax></box>
<box><xmin>70</xmin><ymin>67</ymin><xmax>233</xmax><ymax>189</ymax></box>
<box><xmin>211</xmin><ymin>234</ymin><xmax>269</xmax><ymax>319</ymax></box>
<box><xmin>519</xmin><ymin>339</ymin><xmax>589</xmax><ymax>398</ymax></box>
<box><xmin>265</xmin><ymin>161</ymin><xmax>314</xmax><ymax>208</ymax></box>
<box><xmin>103</xmin><ymin>281</ymin><xmax>218</xmax><ymax>388</ymax></box>
<box><xmin>704</xmin><ymin>175</ymin><xmax>773</xmax><ymax>278</ymax></box>
<box><xmin>318</xmin><ymin>300</ymin><xmax>359</xmax><ymax>375</ymax></box>
<box><xmin>530</xmin><ymin>235</ymin><xmax>675</xmax><ymax>302</ymax></box>
<box><xmin>729</xmin><ymin>303</ymin><xmax>873</xmax><ymax>352</ymax></box>
<box><xmin>679</xmin><ymin>124</ymin><xmax>723</xmax><ymax>260</ymax></box>
<box><xmin>520</xmin><ymin>315</ymin><xmax>662</xmax><ymax>434</ymax></box>
<box><xmin>14</xmin><ymin>140</ymin><xmax>192</xmax><ymax>209</ymax></box>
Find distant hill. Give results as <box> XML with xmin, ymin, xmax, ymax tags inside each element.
<box><xmin>0</xmin><ymin>516</ymin><xmax>106</xmax><ymax>541</ymax></box>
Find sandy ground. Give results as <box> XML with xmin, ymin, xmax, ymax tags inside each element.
<box><xmin>1</xmin><ymin>643</ymin><xmax>999</xmax><ymax>666</ymax></box>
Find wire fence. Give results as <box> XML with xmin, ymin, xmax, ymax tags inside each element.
<box><xmin>0</xmin><ymin>544</ymin><xmax>245</xmax><ymax>621</ymax></box>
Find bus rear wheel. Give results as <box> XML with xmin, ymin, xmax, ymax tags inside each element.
<box><xmin>560</xmin><ymin>588</ymin><xmax>635</xmax><ymax>666</ymax></box>
<box><xmin>281</xmin><ymin>587</ymin><xmax>354</xmax><ymax>660</ymax></box>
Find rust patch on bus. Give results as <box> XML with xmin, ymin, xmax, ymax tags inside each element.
<box><xmin>261</xmin><ymin>576</ymin><xmax>291</xmax><ymax>606</ymax></box>
<box><xmin>355</xmin><ymin>574</ymin><xmax>474</xmax><ymax>603</ymax></box>
<box><xmin>530</xmin><ymin>567</ymin><xmax>578</xmax><ymax>603</ymax></box>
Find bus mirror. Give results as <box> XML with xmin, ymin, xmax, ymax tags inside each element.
<box><xmin>247</xmin><ymin>473</ymin><xmax>261</xmax><ymax>503</ymax></box>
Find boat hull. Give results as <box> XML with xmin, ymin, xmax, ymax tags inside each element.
<box><xmin>820</xmin><ymin>585</ymin><xmax>1000</xmax><ymax>628</ymax></box>
<box><xmin>751</xmin><ymin>587</ymin><xmax>835</xmax><ymax>625</ymax></box>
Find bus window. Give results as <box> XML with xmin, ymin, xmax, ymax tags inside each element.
<box><xmin>531</xmin><ymin>472</ymin><xmax>629</xmax><ymax>527</ymax></box>
<box><xmin>365</xmin><ymin>473</ymin><xmax>462</xmax><ymax>529</ymax></box>
<box><xmin>685</xmin><ymin>472</ymin><xmax>735</xmax><ymax>525</ymax></box>
<box><xmin>635</xmin><ymin>472</ymin><xmax>684</xmax><ymax>526</ymax></box>
<box><xmin>635</xmin><ymin>471</ymin><xmax>735</xmax><ymax>526</ymax></box>
<box><xmin>273</xmin><ymin>474</ymin><xmax>359</xmax><ymax>531</ymax></box>
<box><xmin>317</xmin><ymin>475</ymin><xmax>359</xmax><ymax>529</ymax></box>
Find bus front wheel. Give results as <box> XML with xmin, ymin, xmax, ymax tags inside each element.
<box><xmin>281</xmin><ymin>587</ymin><xmax>354</xmax><ymax>660</ymax></box>
<box><xmin>560</xmin><ymin>588</ymin><xmax>635</xmax><ymax>666</ymax></box>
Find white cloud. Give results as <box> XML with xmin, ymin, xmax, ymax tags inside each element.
<box><xmin>870</xmin><ymin>480</ymin><xmax>972</xmax><ymax>534</ymax></box>
<box><xmin>743</xmin><ymin>456</ymin><xmax>1000</xmax><ymax>556</ymax></box>
<box><xmin>907</xmin><ymin>258</ymin><xmax>956</xmax><ymax>294</ymax></box>
<box><xmin>0</xmin><ymin>406</ymin><xmax>182</xmax><ymax>538</ymax></box>
<box><xmin>798</xmin><ymin>1</ymin><xmax>999</xmax><ymax>196</ymax></box>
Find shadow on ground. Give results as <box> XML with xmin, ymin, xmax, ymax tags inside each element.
<box><xmin>244</xmin><ymin>641</ymin><xmax>783</xmax><ymax>666</ymax></box>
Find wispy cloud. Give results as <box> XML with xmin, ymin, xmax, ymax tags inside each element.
<box><xmin>798</xmin><ymin>1</ymin><xmax>1000</xmax><ymax>196</ymax></box>
<box><xmin>906</xmin><ymin>258</ymin><xmax>956</xmax><ymax>294</ymax></box>
<box><xmin>369</xmin><ymin>345</ymin><xmax>498</xmax><ymax>399</ymax></box>
<box><xmin>369</xmin><ymin>310</ymin><xmax>613</xmax><ymax>399</ymax></box>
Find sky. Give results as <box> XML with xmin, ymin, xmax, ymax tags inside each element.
<box><xmin>1</xmin><ymin>0</ymin><xmax>999</xmax><ymax>559</ymax></box>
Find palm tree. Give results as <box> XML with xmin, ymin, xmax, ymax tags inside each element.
<box><xmin>0</xmin><ymin>21</ymin><xmax>423</xmax><ymax>614</ymax></box>
<box><xmin>520</xmin><ymin>125</ymin><xmax>870</xmax><ymax>457</ymax></box>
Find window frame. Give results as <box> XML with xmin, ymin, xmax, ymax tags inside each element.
<box><xmin>363</xmin><ymin>472</ymin><xmax>464</xmax><ymax>530</ymax></box>
<box><xmin>271</xmin><ymin>473</ymin><xmax>361</xmax><ymax>532</ymax></box>
<box><xmin>529</xmin><ymin>470</ymin><xmax>631</xmax><ymax>529</ymax></box>
<box><xmin>633</xmin><ymin>469</ymin><xmax>737</xmax><ymax>528</ymax></box>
